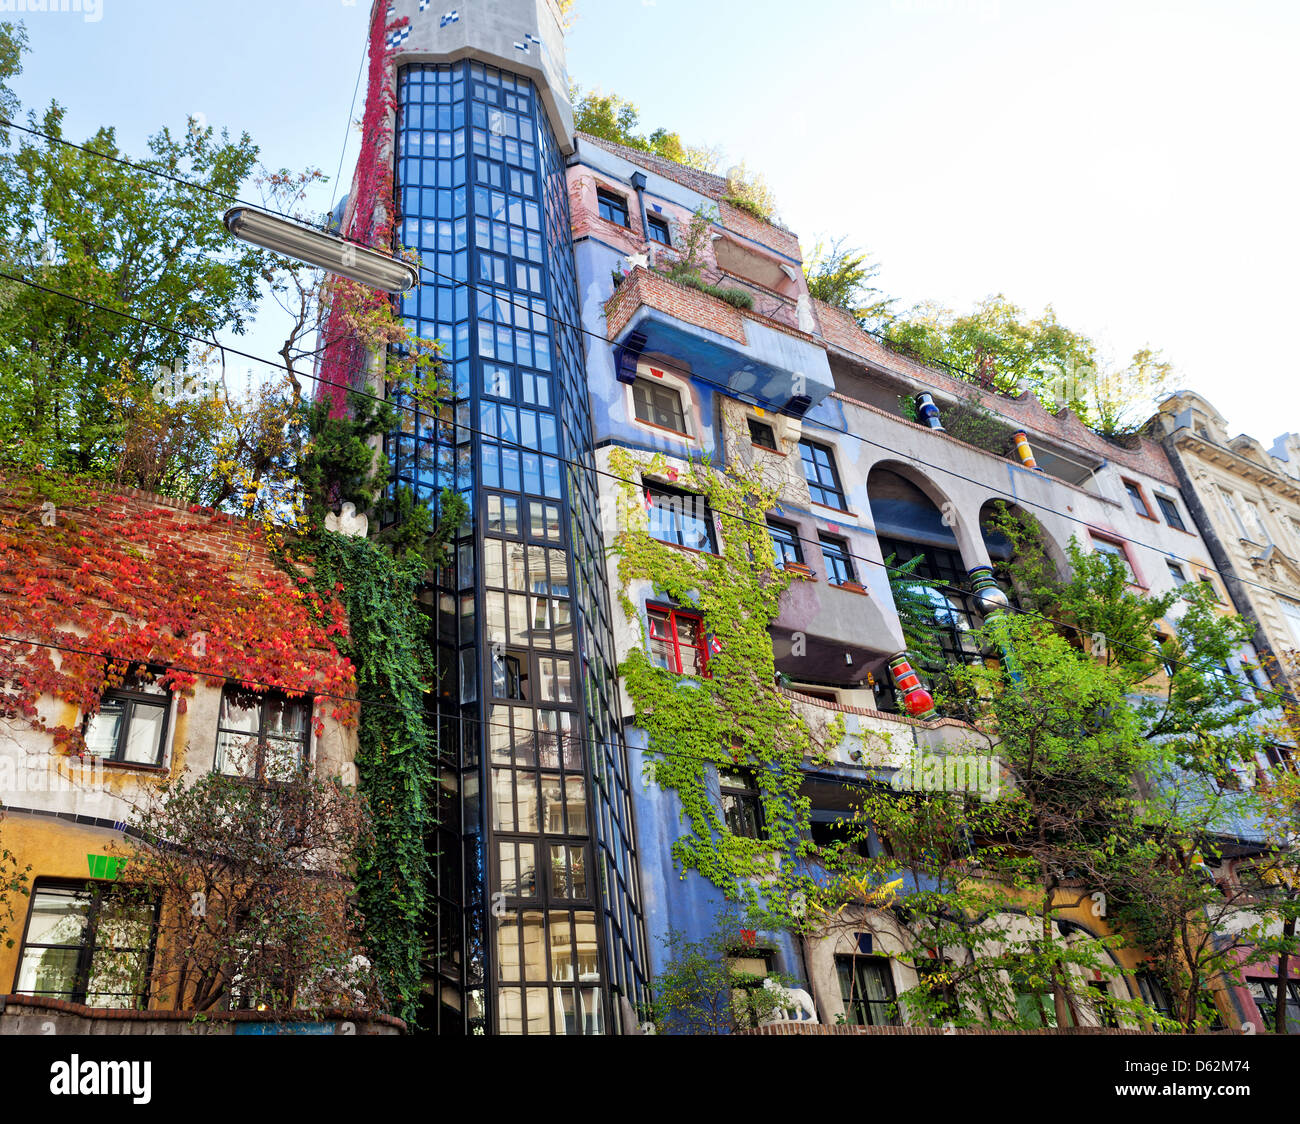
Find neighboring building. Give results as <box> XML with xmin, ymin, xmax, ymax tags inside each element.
<box><xmin>1155</xmin><ymin>389</ymin><xmax>1300</xmax><ymax>709</ymax></box>
<box><xmin>0</xmin><ymin>484</ymin><xmax>359</xmax><ymax>1018</ymax></box>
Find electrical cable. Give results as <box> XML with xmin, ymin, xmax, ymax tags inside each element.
<box><xmin>0</xmin><ymin>264</ymin><xmax>1286</xmax><ymax>704</ymax></box>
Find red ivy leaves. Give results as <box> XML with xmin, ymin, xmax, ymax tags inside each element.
<box><xmin>0</xmin><ymin>481</ymin><xmax>359</xmax><ymax>753</ymax></box>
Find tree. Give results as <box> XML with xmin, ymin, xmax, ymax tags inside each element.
<box><xmin>108</xmin><ymin>760</ymin><xmax>378</xmax><ymax>1014</ymax></box>
<box><xmin>803</xmin><ymin>237</ymin><xmax>895</xmax><ymax>329</ymax></box>
<box><xmin>0</xmin><ymin>805</ymin><xmax>31</xmax><ymax>952</ymax></box>
<box><xmin>570</xmin><ymin>84</ymin><xmax>720</xmax><ymax>172</ymax></box>
<box><xmin>647</xmin><ymin>912</ymin><xmax>800</xmax><ymax>1034</ymax></box>
<box><xmin>976</xmin><ymin>503</ymin><xmax>1287</xmax><ymax>1030</ymax></box>
<box><xmin>0</xmin><ymin>32</ymin><xmax>265</xmax><ymax>474</ymax></box>
<box><xmin>721</xmin><ymin>160</ymin><xmax>778</xmax><ymax>222</ymax></box>
<box><xmin>888</xmin><ymin>295</ymin><xmax>1173</xmax><ymax>437</ymax></box>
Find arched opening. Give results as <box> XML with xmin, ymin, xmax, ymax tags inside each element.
<box><xmin>867</xmin><ymin>466</ymin><xmax>987</xmax><ymax>712</ymax></box>
<box><xmin>978</xmin><ymin>499</ymin><xmax>1063</xmax><ymax>609</ymax></box>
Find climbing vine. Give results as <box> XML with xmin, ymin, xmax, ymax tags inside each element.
<box><xmin>608</xmin><ymin>445</ymin><xmax>844</xmax><ymax>930</ymax></box>
<box><xmin>294</xmin><ymin>529</ymin><xmax>442</xmax><ymax>1028</ymax></box>
<box><xmin>0</xmin><ymin>471</ymin><xmax>356</xmax><ymax>754</ymax></box>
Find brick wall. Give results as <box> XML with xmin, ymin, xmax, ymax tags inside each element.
<box><xmin>0</xmin><ymin>994</ymin><xmax>403</xmax><ymax>1035</ymax></box>
<box><xmin>737</xmin><ymin>1022</ymin><xmax>1162</xmax><ymax>1036</ymax></box>
<box><xmin>604</xmin><ymin>266</ymin><xmax>747</xmax><ymax>344</ymax></box>
<box><xmin>811</xmin><ymin>299</ymin><xmax>1180</xmax><ymax>486</ymax></box>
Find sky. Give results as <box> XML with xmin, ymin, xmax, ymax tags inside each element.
<box><xmin>6</xmin><ymin>0</ymin><xmax>1299</xmax><ymax>439</ymax></box>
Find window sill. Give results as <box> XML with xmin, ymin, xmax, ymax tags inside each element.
<box><xmin>810</xmin><ymin>500</ymin><xmax>856</xmax><ymax>518</ymax></box>
<box><xmin>832</xmin><ymin>581</ymin><xmax>870</xmax><ymax>597</ymax></box>
<box><xmin>650</xmin><ymin>538</ymin><xmax>719</xmax><ymax>558</ymax></box>
<box><xmin>750</xmin><ymin>443</ymin><xmax>787</xmax><ymax>457</ymax></box>
<box><xmin>634</xmin><ymin>418</ymin><xmax>696</xmax><ymax>442</ymax></box>
<box><xmin>74</xmin><ymin>755</ymin><xmax>167</xmax><ymax>775</ymax></box>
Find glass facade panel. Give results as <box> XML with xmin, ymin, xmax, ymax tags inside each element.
<box><xmin>393</xmin><ymin>61</ymin><xmax>646</xmax><ymax>1033</ymax></box>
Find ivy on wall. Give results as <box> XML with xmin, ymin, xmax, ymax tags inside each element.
<box><xmin>607</xmin><ymin>446</ymin><xmax>845</xmax><ymax>930</ymax></box>
<box><xmin>0</xmin><ymin>471</ymin><xmax>357</xmax><ymax>753</ymax></box>
<box><xmin>296</xmin><ymin>530</ymin><xmax>436</xmax><ymax>1027</ymax></box>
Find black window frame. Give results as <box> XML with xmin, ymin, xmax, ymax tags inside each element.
<box><xmin>1248</xmin><ymin>977</ymin><xmax>1300</xmax><ymax>1033</ymax></box>
<box><xmin>718</xmin><ymin>765</ymin><xmax>765</xmax><ymax>840</ymax></box>
<box><xmin>798</xmin><ymin>439</ymin><xmax>848</xmax><ymax>510</ymax></box>
<box><xmin>835</xmin><ymin>954</ymin><xmax>898</xmax><ymax>1026</ymax></box>
<box><xmin>819</xmin><ymin>533</ymin><xmax>855</xmax><ymax>586</ymax></box>
<box><xmin>82</xmin><ymin>668</ymin><xmax>172</xmax><ymax>767</ymax></box>
<box><xmin>214</xmin><ymin>685</ymin><xmax>313</xmax><ymax>782</ymax></box>
<box><xmin>645</xmin><ymin>482</ymin><xmax>716</xmax><ymax>553</ymax></box>
<box><xmin>747</xmin><ymin>418</ymin><xmax>777</xmax><ymax>450</ymax></box>
<box><xmin>596</xmin><ymin>188</ymin><xmax>630</xmax><ymax>228</ymax></box>
<box><xmin>631</xmin><ymin>376</ymin><xmax>689</xmax><ymax>435</ymax></box>
<box><xmin>1155</xmin><ymin>493</ymin><xmax>1187</xmax><ymax>532</ymax></box>
<box><xmin>767</xmin><ymin>519</ymin><xmax>804</xmax><ymax>569</ymax></box>
<box><xmin>12</xmin><ymin>878</ymin><xmax>159</xmax><ymax>1009</ymax></box>
<box><xmin>645</xmin><ymin>213</ymin><xmax>671</xmax><ymax>245</ymax></box>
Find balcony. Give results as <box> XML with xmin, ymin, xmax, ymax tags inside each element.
<box><xmin>604</xmin><ymin>267</ymin><xmax>834</xmax><ymax>412</ymax></box>
<box><xmin>769</xmin><ymin>569</ymin><xmax>901</xmax><ymax>684</ymax></box>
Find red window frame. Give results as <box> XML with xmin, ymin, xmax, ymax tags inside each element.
<box><xmin>647</xmin><ymin>606</ymin><xmax>711</xmax><ymax>677</ymax></box>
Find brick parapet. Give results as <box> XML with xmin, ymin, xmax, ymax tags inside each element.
<box><xmin>811</xmin><ymin>299</ymin><xmax>1179</xmax><ymax>487</ymax></box>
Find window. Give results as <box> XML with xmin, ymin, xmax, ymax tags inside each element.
<box><xmin>1155</xmin><ymin>493</ymin><xmax>1187</xmax><ymax>531</ymax></box>
<box><xmin>1279</xmin><ymin>599</ymin><xmax>1300</xmax><ymax>649</ymax></box>
<box><xmin>1166</xmin><ymin>560</ymin><xmax>1187</xmax><ymax>587</ymax></box>
<box><xmin>1249</xmin><ymin>978</ymin><xmax>1300</xmax><ymax>1032</ymax></box>
<box><xmin>1138</xmin><ymin>970</ymin><xmax>1173</xmax><ymax>1019</ymax></box>
<box><xmin>719</xmin><ymin>767</ymin><xmax>763</xmax><ymax>839</ymax></box>
<box><xmin>819</xmin><ymin>534</ymin><xmax>855</xmax><ymax>586</ymax></box>
<box><xmin>492</xmin><ymin>648</ymin><xmax>532</xmax><ymax>700</ymax></box>
<box><xmin>645</xmin><ymin>214</ymin><xmax>670</xmax><ymax>245</ymax></box>
<box><xmin>768</xmin><ymin>520</ymin><xmax>803</xmax><ymax>569</ymax></box>
<box><xmin>647</xmin><ymin>606</ymin><xmax>710</xmax><ymax>677</ymax></box>
<box><xmin>879</xmin><ymin>538</ymin><xmax>983</xmax><ymax>670</ymax></box>
<box><xmin>1123</xmin><ymin>480</ymin><xmax>1152</xmax><ymax>517</ymax></box>
<box><xmin>215</xmin><ymin>687</ymin><xmax>311</xmax><ymax>780</ymax></box>
<box><xmin>1219</xmin><ymin>487</ymin><xmax>1251</xmax><ymax>540</ymax></box>
<box><xmin>1090</xmin><ymin>536</ymin><xmax>1136</xmax><ymax>583</ymax></box>
<box><xmin>1010</xmin><ymin>965</ymin><xmax>1071</xmax><ymax>1028</ymax></box>
<box><xmin>835</xmin><ymin>955</ymin><xmax>897</xmax><ymax>1026</ymax></box>
<box><xmin>809</xmin><ymin>817</ymin><xmax>868</xmax><ymax>858</ymax></box>
<box><xmin>632</xmin><ymin>377</ymin><xmax>688</xmax><ymax>434</ymax></box>
<box><xmin>727</xmin><ymin>949</ymin><xmax>774</xmax><ymax>1029</ymax></box>
<box><xmin>916</xmin><ymin>958</ymin><xmax>961</xmax><ymax>1021</ymax></box>
<box><xmin>84</xmin><ymin>669</ymin><xmax>170</xmax><ymax>766</ymax></box>
<box><xmin>1199</xmin><ymin>574</ymin><xmax>1223</xmax><ymax>603</ymax></box>
<box><xmin>596</xmin><ymin>188</ymin><xmax>629</xmax><ymax>228</ymax></box>
<box><xmin>1246</xmin><ymin>501</ymin><xmax>1273</xmax><ymax>545</ymax></box>
<box><xmin>1088</xmin><ymin>980</ymin><xmax>1119</xmax><ymax>1028</ymax></box>
<box><xmin>646</xmin><ymin>483</ymin><xmax>716</xmax><ymax>552</ymax></box>
<box><xmin>748</xmin><ymin>418</ymin><xmax>777</xmax><ymax>450</ymax></box>
<box><xmin>14</xmin><ymin>881</ymin><xmax>157</xmax><ymax>1008</ymax></box>
<box><xmin>1264</xmin><ymin>744</ymin><xmax>1298</xmax><ymax>775</ymax></box>
<box><xmin>798</xmin><ymin>439</ymin><xmax>847</xmax><ymax>510</ymax></box>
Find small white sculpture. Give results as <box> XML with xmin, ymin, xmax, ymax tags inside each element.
<box><xmin>624</xmin><ymin>251</ymin><xmax>648</xmax><ymax>272</ymax></box>
<box><xmin>325</xmin><ymin>502</ymin><xmax>369</xmax><ymax>538</ymax></box>
<box><xmin>760</xmin><ymin>977</ymin><xmax>818</xmax><ymax>1024</ymax></box>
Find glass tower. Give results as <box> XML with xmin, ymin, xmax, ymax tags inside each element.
<box><xmin>388</xmin><ymin>60</ymin><xmax>647</xmax><ymax>1034</ymax></box>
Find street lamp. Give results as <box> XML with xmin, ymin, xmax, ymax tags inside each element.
<box><xmin>222</xmin><ymin>207</ymin><xmax>419</xmax><ymax>293</ymax></box>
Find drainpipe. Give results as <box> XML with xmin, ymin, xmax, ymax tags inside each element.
<box><xmin>629</xmin><ymin>170</ymin><xmax>650</xmax><ymax>253</ymax></box>
<box><xmin>1160</xmin><ymin>429</ymin><xmax>1299</xmax><ymax>716</ymax></box>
